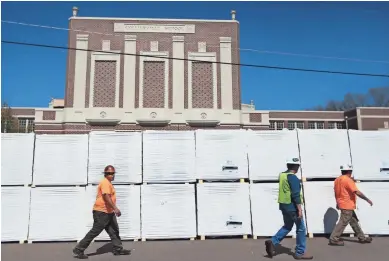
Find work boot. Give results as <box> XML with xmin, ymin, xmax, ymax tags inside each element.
<box><xmin>358</xmin><ymin>237</ymin><xmax>373</xmax><ymax>244</ymax></box>
<box><xmin>293</xmin><ymin>253</ymin><xmax>313</xmax><ymax>260</ymax></box>
<box><xmin>328</xmin><ymin>239</ymin><xmax>345</xmax><ymax>246</ymax></box>
<box><xmin>265</xmin><ymin>240</ymin><xmax>276</xmax><ymax>258</ymax></box>
<box><xmin>73</xmin><ymin>248</ymin><xmax>88</xmax><ymax>259</ymax></box>
<box><xmin>113</xmin><ymin>249</ymin><xmax>131</xmax><ymax>256</ymax></box>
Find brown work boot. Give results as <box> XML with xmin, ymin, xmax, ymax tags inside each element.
<box><xmin>358</xmin><ymin>237</ymin><xmax>373</xmax><ymax>244</ymax></box>
<box><xmin>265</xmin><ymin>240</ymin><xmax>276</xmax><ymax>258</ymax></box>
<box><xmin>293</xmin><ymin>253</ymin><xmax>313</xmax><ymax>260</ymax></box>
<box><xmin>328</xmin><ymin>239</ymin><xmax>345</xmax><ymax>246</ymax></box>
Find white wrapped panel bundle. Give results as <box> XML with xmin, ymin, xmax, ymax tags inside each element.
<box><xmin>297</xmin><ymin>129</ymin><xmax>351</xmax><ymax>178</ymax></box>
<box><xmin>247</xmin><ymin>130</ymin><xmax>300</xmax><ymax>180</ymax></box>
<box><xmin>141</xmin><ymin>184</ymin><xmax>196</xmax><ymax>239</ymax></box>
<box><xmin>250</xmin><ymin>183</ymin><xmax>303</xmax><ymax>236</ymax></box>
<box><xmin>143</xmin><ymin>131</ymin><xmax>195</xmax><ymax>183</ymax></box>
<box><xmin>355</xmin><ymin>182</ymin><xmax>389</xmax><ymax>235</ymax></box>
<box><xmin>84</xmin><ymin>185</ymin><xmax>141</xmax><ymax>240</ymax></box>
<box><xmin>348</xmin><ymin>130</ymin><xmax>389</xmax><ymax>180</ymax></box>
<box><xmin>1</xmin><ymin>187</ymin><xmax>31</xmax><ymax>242</ymax></box>
<box><xmin>28</xmin><ymin>187</ymin><xmax>86</xmax><ymax>241</ymax></box>
<box><xmin>197</xmin><ymin>183</ymin><xmax>252</xmax><ymax>236</ymax></box>
<box><xmin>1</xmin><ymin>133</ymin><xmax>35</xmax><ymax>185</ymax></box>
<box><xmin>304</xmin><ymin>182</ymin><xmax>353</xmax><ymax>234</ymax></box>
<box><xmin>195</xmin><ymin>130</ymin><xmax>248</xmax><ymax>180</ymax></box>
<box><xmin>33</xmin><ymin>134</ymin><xmax>88</xmax><ymax>185</ymax></box>
<box><xmin>88</xmin><ymin>132</ymin><xmax>142</xmax><ymax>184</ymax></box>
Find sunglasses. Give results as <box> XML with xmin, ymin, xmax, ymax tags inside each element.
<box><xmin>104</xmin><ymin>172</ymin><xmax>115</xmax><ymax>175</ymax></box>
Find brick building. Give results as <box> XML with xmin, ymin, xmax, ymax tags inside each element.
<box><xmin>2</xmin><ymin>8</ymin><xmax>389</xmax><ymax>133</ymax></box>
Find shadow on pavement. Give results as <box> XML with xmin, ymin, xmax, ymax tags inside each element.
<box><xmin>87</xmin><ymin>243</ymin><xmax>112</xmax><ymax>257</ymax></box>
<box><xmin>323</xmin><ymin>207</ymin><xmax>339</xmax><ymax>234</ymax></box>
<box><xmin>263</xmin><ymin>245</ymin><xmax>293</xmax><ymax>259</ymax></box>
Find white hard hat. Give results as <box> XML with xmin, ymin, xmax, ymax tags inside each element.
<box><xmin>286</xmin><ymin>158</ymin><xmax>300</xmax><ymax>165</ymax></box>
<box><xmin>340</xmin><ymin>164</ymin><xmax>353</xmax><ymax>171</ymax></box>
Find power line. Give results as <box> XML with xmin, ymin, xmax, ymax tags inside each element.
<box><xmin>3</xmin><ymin>19</ymin><xmax>389</xmax><ymax>64</ymax></box>
<box><xmin>2</xmin><ymin>40</ymin><xmax>389</xmax><ymax>78</ymax></box>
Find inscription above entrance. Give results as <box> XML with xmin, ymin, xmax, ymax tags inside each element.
<box><xmin>114</xmin><ymin>23</ymin><xmax>196</xmax><ymax>34</ymax></box>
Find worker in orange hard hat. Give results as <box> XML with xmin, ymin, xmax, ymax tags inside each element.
<box><xmin>73</xmin><ymin>165</ymin><xmax>131</xmax><ymax>259</ymax></box>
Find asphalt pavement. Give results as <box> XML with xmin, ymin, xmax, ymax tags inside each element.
<box><xmin>2</xmin><ymin>237</ymin><xmax>388</xmax><ymax>261</ymax></box>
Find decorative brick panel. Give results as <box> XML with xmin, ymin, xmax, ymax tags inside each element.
<box><xmin>269</xmin><ymin>111</ymin><xmax>344</xmax><ymax>119</ymax></box>
<box><xmin>66</xmin><ymin>19</ymin><xmax>239</xmax><ymax>110</ymax></box>
<box><xmin>143</xmin><ymin>61</ymin><xmax>165</xmax><ymax>108</ymax></box>
<box><xmin>34</xmin><ymin>124</ymin><xmax>63</xmax><ymax>130</ymax></box>
<box><xmin>361</xmin><ymin>118</ymin><xmax>389</xmax><ymax>130</ymax></box>
<box><xmin>360</xmin><ymin>108</ymin><xmax>389</xmax><ymax>116</ymax></box>
<box><xmin>192</xmin><ymin>62</ymin><xmax>213</xmax><ymax>108</ymax></box>
<box><xmin>93</xmin><ymin>61</ymin><xmax>117</xmax><ymax>107</ymax></box>
<box><xmin>43</xmin><ymin>111</ymin><xmax>56</xmax><ymax>120</ymax></box>
<box><xmin>249</xmin><ymin>113</ymin><xmax>262</xmax><ymax>123</ymax></box>
<box><xmin>9</xmin><ymin>108</ymin><xmax>35</xmax><ymax>116</ymax></box>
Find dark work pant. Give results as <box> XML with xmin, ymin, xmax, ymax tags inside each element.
<box><xmin>329</xmin><ymin>209</ymin><xmax>365</xmax><ymax>241</ymax></box>
<box><xmin>76</xmin><ymin>210</ymin><xmax>123</xmax><ymax>252</ymax></box>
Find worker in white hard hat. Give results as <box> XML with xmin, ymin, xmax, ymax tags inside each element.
<box><xmin>265</xmin><ymin>158</ymin><xmax>313</xmax><ymax>260</ymax></box>
<box><xmin>329</xmin><ymin>164</ymin><xmax>373</xmax><ymax>246</ymax></box>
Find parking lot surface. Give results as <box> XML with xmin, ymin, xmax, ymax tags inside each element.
<box><xmin>2</xmin><ymin>238</ymin><xmax>389</xmax><ymax>261</ymax></box>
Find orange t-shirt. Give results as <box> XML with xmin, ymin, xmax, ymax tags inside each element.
<box><xmin>93</xmin><ymin>178</ymin><xmax>116</xmax><ymax>214</ymax></box>
<box><xmin>334</xmin><ymin>175</ymin><xmax>358</xmax><ymax>210</ymax></box>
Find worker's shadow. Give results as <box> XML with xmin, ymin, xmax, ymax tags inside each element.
<box><xmin>264</xmin><ymin>245</ymin><xmax>293</xmax><ymax>258</ymax></box>
<box><xmin>87</xmin><ymin>242</ymin><xmax>113</xmax><ymax>257</ymax></box>
<box><xmin>323</xmin><ymin>207</ymin><xmax>339</xmax><ymax>238</ymax></box>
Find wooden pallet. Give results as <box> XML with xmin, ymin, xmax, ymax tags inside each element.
<box><xmin>198</xmin><ymin>235</ymin><xmax>249</xmax><ymax>240</ymax></box>
<box><xmin>143</xmin><ymin>182</ymin><xmax>192</xmax><ymax>185</ymax></box>
<box><xmin>140</xmin><ymin>237</ymin><xmax>195</xmax><ymax>242</ymax></box>
<box><xmin>253</xmin><ymin>235</ymin><xmax>296</xmax><ymax>240</ymax></box>
<box><xmin>198</xmin><ymin>179</ymin><xmax>247</xmax><ymax>184</ymax></box>
<box><xmin>307</xmin><ymin>233</ymin><xmax>356</xmax><ymax>238</ymax></box>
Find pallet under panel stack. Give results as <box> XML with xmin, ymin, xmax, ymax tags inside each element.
<box><xmin>195</xmin><ymin>129</ymin><xmax>251</xmax><ymax>240</ymax></box>
<box><xmin>247</xmin><ymin>130</ymin><xmax>301</xmax><ymax>239</ymax></box>
<box><xmin>297</xmin><ymin>129</ymin><xmax>355</xmax><ymax>238</ymax></box>
<box><xmin>1</xmin><ymin>133</ymin><xmax>34</xmax><ymax>243</ymax></box>
<box><xmin>141</xmin><ymin>130</ymin><xmax>197</xmax><ymax>241</ymax></box>
<box><xmin>2</xmin><ymin>128</ymin><xmax>388</xmax><ymax>244</ymax></box>
<box><xmin>347</xmin><ymin>130</ymin><xmax>389</xmax><ymax>236</ymax></box>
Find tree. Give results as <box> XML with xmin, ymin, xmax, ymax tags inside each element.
<box><xmin>1</xmin><ymin>102</ymin><xmax>19</xmax><ymax>133</ymax></box>
<box><xmin>308</xmin><ymin>87</ymin><xmax>389</xmax><ymax>111</ymax></box>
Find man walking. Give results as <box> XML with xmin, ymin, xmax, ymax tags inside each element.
<box><xmin>73</xmin><ymin>165</ymin><xmax>131</xmax><ymax>259</ymax></box>
<box><xmin>265</xmin><ymin>158</ymin><xmax>313</xmax><ymax>260</ymax></box>
<box><xmin>328</xmin><ymin>164</ymin><xmax>373</xmax><ymax>246</ymax></box>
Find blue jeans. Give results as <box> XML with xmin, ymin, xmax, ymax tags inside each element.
<box><xmin>271</xmin><ymin>210</ymin><xmax>306</xmax><ymax>256</ymax></box>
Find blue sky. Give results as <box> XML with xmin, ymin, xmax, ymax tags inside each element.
<box><xmin>2</xmin><ymin>1</ymin><xmax>389</xmax><ymax>110</ymax></box>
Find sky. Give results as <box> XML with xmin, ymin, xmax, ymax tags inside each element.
<box><xmin>1</xmin><ymin>1</ymin><xmax>389</xmax><ymax>110</ymax></box>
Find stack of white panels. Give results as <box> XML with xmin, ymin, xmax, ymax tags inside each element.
<box><xmin>33</xmin><ymin>135</ymin><xmax>88</xmax><ymax>185</ymax></box>
<box><xmin>247</xmin><ymin>130</ymin><xmax>300</xmax><ymax>180</ymax></box>
<box><xmin>84</xmin><ymin>185</ymin><xmax>141</xmax><ymax>239</ymax></box>
<box><xmin>28</xmin><ymin>187</ymin><xmax>86</xmax><ymax>241</ymax></box>
<box><xmin>250</xmin><ymin>183</ymin><xmax>305</xmax><ymax>236</ymax></box>
<box><xmin>143</xmin><ymin>131</ymin><xmax>196</xmax><ymax>183</ymax></box>
<box><xmin>297</xmin><ymin>130</ymin><xmax>351</xmax><ymax>178</ymax></box>
<box><xmin>356</xmin><ymin>182</ymin><xmax>389</xmax><ymax>235</ymax></box>
<box><xmin>197</xmin><ymin>183</ymin><xmax>252</xmax><ymax>236</ymax></box>
<box><xmin>195</xmin><ymin>130</ymin><xmax>249</xmax><ymax>180</ymax></box>
<box><xmin>1</xmin><ymin>187</ymin><xmax>31</xmax><ymax>242</ymax></box>
<box><xmin>348</xmin><ymin>130</ymin><xmax>389</xmax><ymax>180</ymax></box>
<box><xmin>304</xmin><ymin>182</ymin><xmax>353</xmax><ymax>234</ymax></box>
<box><xmin>1</xmin><ymin>133</ymin><xmax>35</xmax><ymax>185</ymax></box>
<box><xmin>141</xmin><ymin>184</ymin><xmax>196</xmax><ymax>239</ymax></box>
<box><xmin>88</xmin><ymin>132</ymin><xmax>142</xmax><ymax>184</ymax></box>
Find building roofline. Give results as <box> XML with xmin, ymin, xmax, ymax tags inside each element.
<box><xmin>69</xmin><ymin>16</ymin><xmax>239</xmax><ymax>23</ymax></box>
<box><xmin>268</xmin><ymin>110</ymin><xmax>344</xmax><ymax>113</ymax></box>
<box><xmin>356</xmin><ymin>106</ymin><xmax>389</xmax><ymax>109</ymax></box>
